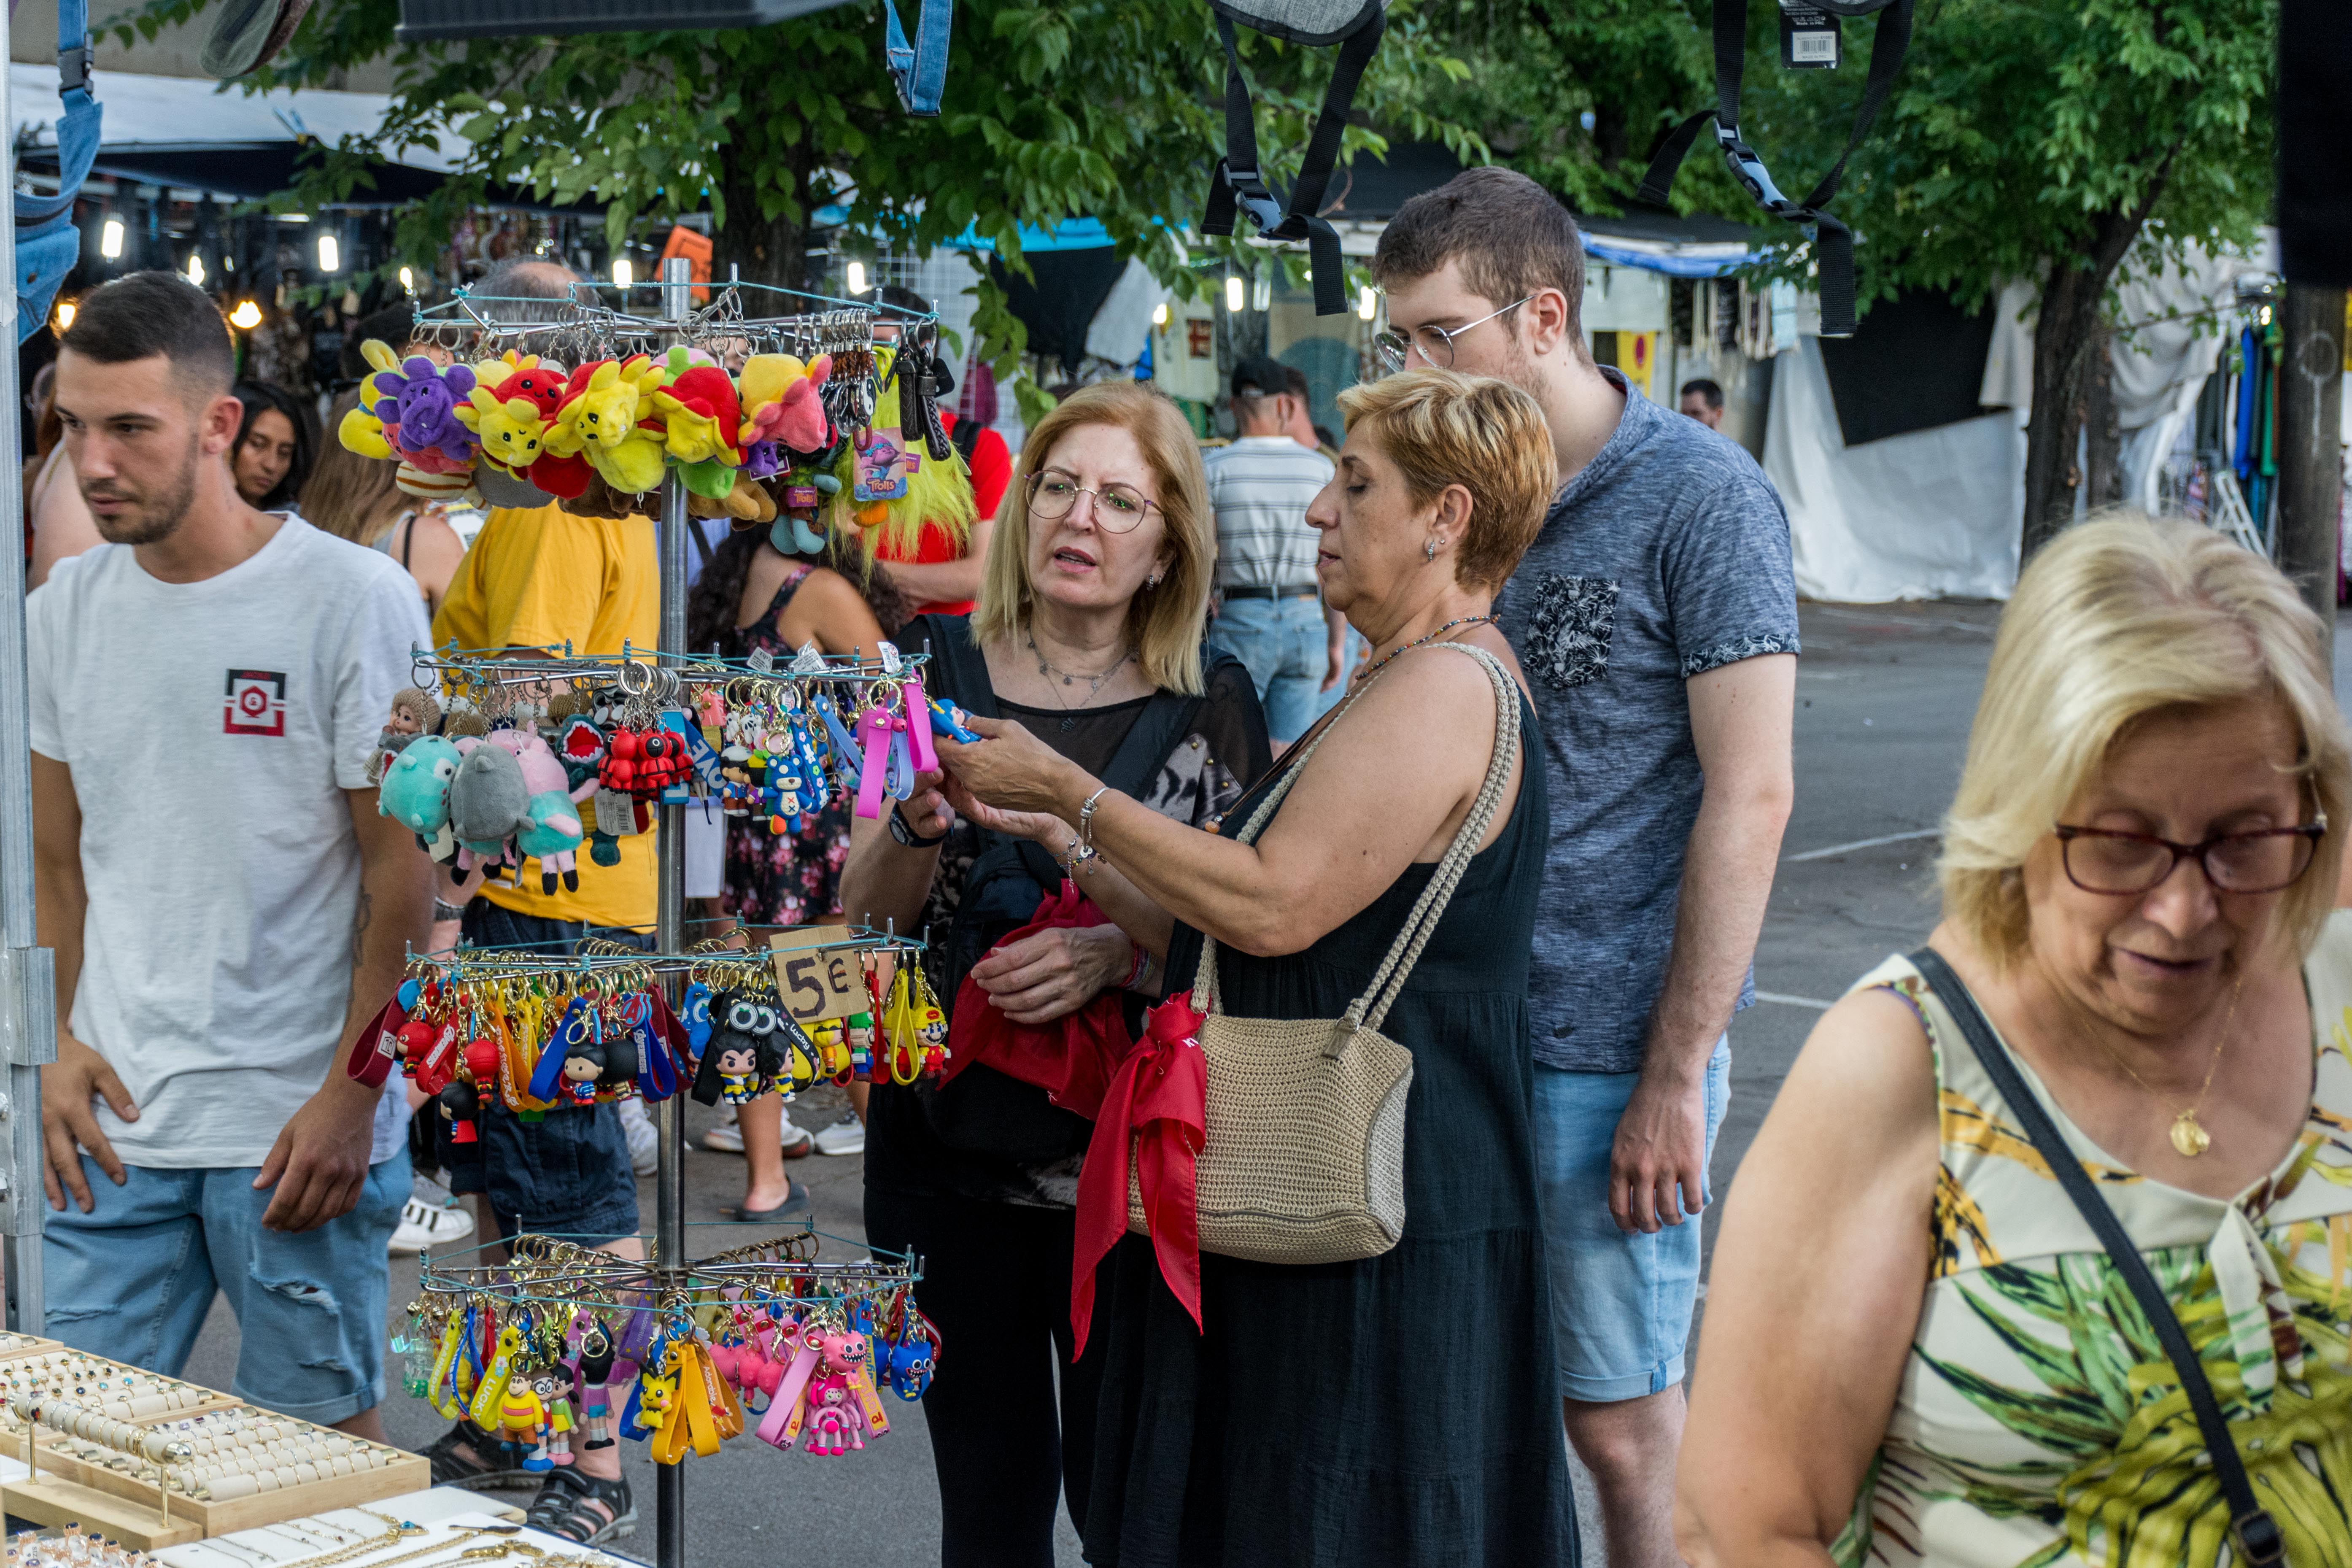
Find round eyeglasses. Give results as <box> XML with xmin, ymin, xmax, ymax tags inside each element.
<box><xmin>1370</xmin><ymin>295</ymin><xmax>1535</xmax><ymax>378</ymax></box>
<box><xmin>2053</xmin><ymin>819</ymin><xmax>2328</xmax><ymax>896</ymax></box>
<box><xmin>1026</xmin><ymin>470</ymin><xmax>1156</xmax><ymax>533</ymax></box>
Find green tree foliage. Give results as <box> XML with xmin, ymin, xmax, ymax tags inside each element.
<box><xmin>119</xmin><ymin>0</ymin><xmax>1478</xmax><ymax>413</ymax></box>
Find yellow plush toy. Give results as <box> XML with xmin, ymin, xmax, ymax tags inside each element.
<box><xmin>552</xmin><ymin>357</ymin><xmax>669</xmax><ymax>495</ymax></box>
<box><xmin>457</xmin><ymin>386</ymin><xmax>551</xmax><ymax>476</ymax></box>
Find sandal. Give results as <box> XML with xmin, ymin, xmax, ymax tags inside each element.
<box><xmin>525</xmin><ymin>1467</ymin><xmax>637</xmax><ymax>1546</ymax></box>
<box><xmin>423</xmin><ymin>1420</ymin><xmax>539</xmax><ymax>1490</ymax></box>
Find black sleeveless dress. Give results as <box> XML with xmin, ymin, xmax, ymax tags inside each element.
<box><xmin>1077</xmin><ymin>688</ymin><xmax>1577</xmax><ymax>1568</ymax></box>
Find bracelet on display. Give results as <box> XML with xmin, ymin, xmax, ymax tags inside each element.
<box><xmin>431</xmin><ymin>899</ymin><xmax>468</xmax><ymax>923</ymax></box>
<box><xmin>888</xmin><ymin>804</ymin><xmax>947</xmax><ymax>848</ymax></box>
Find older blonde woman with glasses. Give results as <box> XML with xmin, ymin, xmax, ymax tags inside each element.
<box><xmin>839</xmin><ymin>380</ymin><xmax>1273</xmax><ymax>1568</ymax></box>
<box><xmin>938</xmin><ymin>369</ymin><xmax>1574</xmax><ymax>1566</ymax></box>
<box><xmin>1680</xmin><ymin>515</ymin><xmax>2352</xmax><ymax>1568</ymax></box>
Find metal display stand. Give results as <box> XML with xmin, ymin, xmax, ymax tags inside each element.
<box><xmin>0</xmin><ymin>6</ymin><xmax>61</xmax><ymax>1337</ymax></box>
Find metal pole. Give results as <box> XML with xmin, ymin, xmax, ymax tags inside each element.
<box><xmin>2276</xmin><ymin>282</ymin><xmax>2346</xmax><ymax>680</ymax></box>
<box><xmin>652</xmin><ymin>253</ymin><xmax>691</xmax><ymax>1568</ymax></box>
<box><xmin>0</xmin><ymin>0</ymin><xmax>56</xmax><ymax>1333</ymax></box>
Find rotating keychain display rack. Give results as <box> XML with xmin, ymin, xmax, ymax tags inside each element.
<box><xmin>372</xmin><ymin>262</ymin><xmax>966</xmax><ymax>1568</ymax></box>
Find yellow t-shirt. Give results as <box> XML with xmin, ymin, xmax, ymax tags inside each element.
<box><xmin>431</xmin><ymin>503</ymin><xmax>659</xmax><ymax>930</ymax></box>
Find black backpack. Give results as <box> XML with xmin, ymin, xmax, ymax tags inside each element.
<box><xmin>906</xmin><ymin>614</ymin><xmax>1241</xmax><ymax>1162</ymax></box>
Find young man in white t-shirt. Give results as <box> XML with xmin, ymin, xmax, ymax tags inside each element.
<box><xmin>28</xmin><ymin>271</ymin><xmax>433</xmax><ymax>1438</ymax></box>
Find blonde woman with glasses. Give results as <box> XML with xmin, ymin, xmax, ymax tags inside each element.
<box><xmin>1680</xmin><ymin>515</ymin><xmax>2352</xmax><ymax>1568</ymax></box>
<box><xmin>838</xmin><ymin>380</ymin><xmax>1273</xmax><ymax>1567</ymax></box>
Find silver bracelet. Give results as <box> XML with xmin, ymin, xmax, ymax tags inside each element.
<box><xmin>431</xmin><ymin>898</ymin><xmax>468</xmax><ymax>923</ymax></box>
<box><xmin>1077</xmin><ymin>786</ymin><xmax>1112</xmax><ymax>854</ymax></box>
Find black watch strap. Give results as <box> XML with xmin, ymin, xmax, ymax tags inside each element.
<box><xmin>888</xmin><ymin>805</ymin><xmax>947</xmax><ymax>848</ymax></box>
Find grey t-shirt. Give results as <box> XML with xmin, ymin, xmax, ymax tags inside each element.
<box><xmin>1494</xmin><ymin>370</ymin><xmax>1799</xmax><ymax>1074</ymax></box>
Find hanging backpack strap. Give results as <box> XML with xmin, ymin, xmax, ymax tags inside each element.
<box><xmin>17</xmin><ymin>0</ymin><xmax>103</xmax><ymax>344</ymax></box>
<box><xmin>1201</xmin><ymin>0</ymin><xmax>1384</xmax><ymax>318</ymax></box>
<box><xmin>1635</xmin><ymin>0</ymin><xmax>1912</xmax><ymax>338</ymax></box>
<box><xmin>1906</xmin><ymin>948</ymin><xmax>2288</xmax><ymax>1568</ymax></box>
<box><xmin>882</xmin><ymin>0</ymin><xmax>953</xmax><ymax>117</ymax></box>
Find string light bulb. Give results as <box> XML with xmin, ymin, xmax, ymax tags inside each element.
<box><xmin>99</xmin><ymin>218</ymin><xmax>123</xmax><ymax>260</ymax></box>
<box><xmin>846</xmin><ymin>260</ymin><xmax>868</xmax><ymax>294</ymax></box>
<box><xmin>1152</xmin><ymin>301</ymin><xmax>1170</xmax><ymax>327</ymax></box>
<box><xmin>317</xmin><ymin>234</ymin><xmax>340</xmax><ymax>273</ymax></box>
<box><xmin>228</xmin><ymin>300</ymin><xmax>262</xmax><ymax>329</ymax></box>
<box><xmin>612</xmin><ymin>257</ymin><xmax>633</xmax><ymax>289</ymax></box>
<box><xmin>399</xmin><ymin>265</ymin><xmax>415</xmax><ymax>293</ymax></box>
<box><xmin>185</xmin><ymin>254</ymin><xmax>205</xmax><ymax>287</ymax></box>
<box><xmin>53</xmin><ymin>301</ymin><xmax>74</xmax><ymax>334</ymax></box>
<box><xmin>1225</xmin><ymin>275</ymin><xmax>1244</xmax><ymax>313</ymax></box>
<box><xmin>1357</xmin><ymin>285</ymin><xmax>1377</xmax><ymax>321</ymax></box>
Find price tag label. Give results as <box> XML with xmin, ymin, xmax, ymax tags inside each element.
<box><xmin>768</xmin><ymin>926</ymin><xmax>865</xmax><ymax>1023</ymax></box>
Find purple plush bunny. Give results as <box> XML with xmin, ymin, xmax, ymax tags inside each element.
<box><xmin>741</xmin><ymin>439</ymin><xmax>784</xmax><ymax>480</ymax></box>
<box><xmin>373</xmin><ymin>356</ymin><xmax>480</xmax><ymax>467</ymax></box>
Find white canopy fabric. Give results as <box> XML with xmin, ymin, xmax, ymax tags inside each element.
<box><xmin>9</xmin><ymin>63</ymin><xmax>455</xmax><ymax>169</ymax></box>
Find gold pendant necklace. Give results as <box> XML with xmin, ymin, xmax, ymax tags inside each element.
<box><xmin>2093</xmin><ymin>976</ymin><xmax>2242</xmax><ymax>1159</ymax></box>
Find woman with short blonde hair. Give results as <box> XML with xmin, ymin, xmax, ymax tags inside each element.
<box><xmin>933</xmin><ymin>369</ymin><xmax>1577</xmax><ymax>1563</ymax></box>
<box><xmin>839</xmin><ymin>379</ymin><xmax>1273</xmax><ymax>1564</ymax></box>
<box><xmin>1680</xmin><ymin>515</ymin><xmax>2352</xmax><ymax>1568</ymax></box>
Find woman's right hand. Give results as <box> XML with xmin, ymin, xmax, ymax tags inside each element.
<box><xmin>895</xmin><ymin>768</ymin><xmax>953</xmax><ymax>840</ymax></box>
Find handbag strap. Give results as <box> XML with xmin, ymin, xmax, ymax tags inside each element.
<box><xmin>1906</xmin><ymin>947</ymin><xmax>2288</xmax><ymax>1568</ymax></box>
<box><xmin>1194</xmin><ymin>642</ymin><xmax>1520</xmax><ymax>1036</ymax></box>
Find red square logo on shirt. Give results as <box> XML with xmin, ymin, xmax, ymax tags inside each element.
<box><xmin>223</xmin><ymin>670</ymin><xmax>287</xmax><ymax>736</ymax></box>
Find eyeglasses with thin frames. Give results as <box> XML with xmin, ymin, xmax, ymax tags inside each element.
<box><xmin>2052</xmin><ymin>818</ymin><xmax>2329</xmax><ymax>896</ymax></box>
<box><xmin>1371</xmin><ymin>295</ymin><xmax>1537</xmax><ymax>378</ymax></box>
<box><xmin>1026</xmin><ymin>469</ymin><xmax>1157</xmax><ymax>533</ymax></box>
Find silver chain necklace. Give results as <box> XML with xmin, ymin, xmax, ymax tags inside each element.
<box><xmin>1029</xmin><ymin>635</ymin><xmax>1134</xmax><ymax>710</ymax></box>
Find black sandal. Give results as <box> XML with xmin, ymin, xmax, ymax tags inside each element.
<box><xmin>526</xmin><ymin>1467</ymin><xmax>637</xmax><ymax>1546</ymax></box>
<box><xmin>423</xmin><ymin>1420</ymin><xmax>539</xmax><ymax>1490</ymax></box>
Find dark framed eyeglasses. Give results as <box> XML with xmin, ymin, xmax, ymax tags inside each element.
<box><xmin>1026</xmin><ymin>470</ymin><xmax>1156</xmax><ymax>533</ymax></box>
<box><xmin>2053</xmin><ymin>818</ymin><xmax>2329</xmax><ymax>896</ymax></box>
<box><xmin>1370</xmin><ymin>295</ymin><xmax>1535</xmax><ymax>378</ymax></box>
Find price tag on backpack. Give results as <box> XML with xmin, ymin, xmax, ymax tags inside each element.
<box><xmin>1780</xmin><ymin>5</ymin><xmax>1840</xmax><ymax>67</ymax></box>
<box><xmin>768</xmin><ymin>926</ymin><xmax>863</xmax><ymax>1023</ymax></box>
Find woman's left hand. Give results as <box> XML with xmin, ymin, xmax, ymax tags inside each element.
<box><xmin>936</xmin><ymin>718</ymin><xmax>1085</xmax><ymax>816</ymax></box>
<box><xmin>971</xmin><ymin>923</ymin><xmax>1133</xmax><ymax>1025</ymax></box>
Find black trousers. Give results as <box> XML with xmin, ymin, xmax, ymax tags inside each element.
<box><xmin>866</xmin><ymin>1186</ymin><xmax>1103</xmax><ymax>1568</ymax></box>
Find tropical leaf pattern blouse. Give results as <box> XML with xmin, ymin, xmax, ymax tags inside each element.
<box><xmin>1835</xmin><ymin>917</ymin><xmax>2352</xmax><ymax>1568</ymax></box>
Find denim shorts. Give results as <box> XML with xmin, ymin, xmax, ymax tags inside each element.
<box><xmin>44</xmin><ymin>1151</ymin><xmax>408</xmax><ymax>1425</ymax></box>
<box><xmin>1532</xmin><ymin>1039</ymin><xmax>1731</xmax><ymax>1402</ymax></box>
<box><xmin>442</xmin><ymin>903</ymin><xmax>645</xmax><ymax>1247</ymax></box>
<box><xmin>1212</xmin><ymin>594</ymin><xmax>1330</xmax><ymax>743</ymax></box>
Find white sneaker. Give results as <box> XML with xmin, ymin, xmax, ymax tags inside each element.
<box><xmin>619</xmin><ymin>1098</ymin><xmax>660</xmax><ymax>1178</ymax></box>
<box><xmin>701</xmin><ymin>1122</ymin><xmax>744</xmax><ymax>1153</ymax></box>
<box><xmin>812</xmin><ymin>1113</ymin><xmax>865</xmax><ymax>1157</ymax></box>
<box><xmin>390</xmin><ymin>1195</ymin><xmax>475</xmax><ymax>1255</ymax></box>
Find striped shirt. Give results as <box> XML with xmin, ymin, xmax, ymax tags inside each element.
<box><xmin>1202</xmin><ymin>436</ymin><xmax>1335</xmax><ymax>592</ymax></box>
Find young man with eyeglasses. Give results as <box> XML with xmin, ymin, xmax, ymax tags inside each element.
<box><xmin>1203</xmin><ymin>356</ymin><xmax>1341</xmax><ymax>744</ymax></box>
<box><xmin>1372</xmin><ymin>166</ymin><xmax>1798</xmax><ymax>1568</ymax></box>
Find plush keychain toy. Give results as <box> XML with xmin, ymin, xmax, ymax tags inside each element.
<box><xmin>380</xmin><ymin>735</ymin><xmax>464</xmax><ymax>861</ymax></box>
<box><xmin>651</xmin><ymin>348</ymin><xmax>745</xmax><ymax>498</ymax></box>
<box><xmin>367</xmin><ymin>685</ymin><xmax>442</xmax><ymax>784</ymax></box>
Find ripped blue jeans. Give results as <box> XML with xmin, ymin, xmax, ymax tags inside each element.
<box><xmin>44</xmin><ymin>1151</ymin><xmax>407</xmax><ymax>1424</ymax></box>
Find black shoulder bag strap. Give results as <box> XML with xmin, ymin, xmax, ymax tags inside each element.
<box><xmin>1201</xmin><ymin>0</ymin><xmax>1384</xmax><ymax>318</ymax></box>
<box><xmin>1906</xmin><ymin>947</ymin><xmax>2288</xmax><ymax>1568</ymax></box>
<box><xmin>1635</xmin><ymin>0</ymin><xmax>1913</xmax><ymax>338</ymax></box>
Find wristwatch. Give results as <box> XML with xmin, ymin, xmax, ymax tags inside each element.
<box><xmin>431</xmin><ymin>898</ymin><xmax>468</xmax><ymax>923</ymax></box>
<box><xmin>888</xmin><ymin>804</ymin><xmax>947</xmax><ymax>848</ymax></box>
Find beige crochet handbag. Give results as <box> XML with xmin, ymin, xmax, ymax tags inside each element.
<box><xmin>1128</xmin><ymin>642</ymin><xmax>1521</xmax><ymax>1264</ymax></box>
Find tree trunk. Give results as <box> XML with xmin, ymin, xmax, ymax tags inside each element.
<box><xmin>2019</xmin><ymin>148</ymin><xmax>2182</xmax><ymax>560</ymax></box>
<box><xmin>2081</xmin><ymin>317</ymin><xmax>2124</xmax><ymax>511</ymax></box>
<box><xmin>711</xmin><ymin>119</ymin><xmax>816</xmax><ymax>295</ymax></box>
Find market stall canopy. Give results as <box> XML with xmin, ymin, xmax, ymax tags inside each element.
<box><xmin>10</xmin><ymin>62</ymin><xmax>469</xmax><ymax>200</ymax></box>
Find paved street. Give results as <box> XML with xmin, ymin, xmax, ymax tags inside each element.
<box><xmin>166</xmin><ymin>602</ymin><xmax>2352</xmax><ymax>1565</ymax></box>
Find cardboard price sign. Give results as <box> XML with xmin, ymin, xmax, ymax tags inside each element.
<box><xmin>768</xmin><ymin>927</ymin><xmax>865</xmax><ymax>1022</ymax></box>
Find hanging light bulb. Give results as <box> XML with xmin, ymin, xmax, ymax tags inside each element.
<box><xmin>1152</xmin><ymin>300</ymin><xmax>1170</xmax><ymax>327</ymax></box>
<box><xmin>1225</xmin><ymin>275</ymin><xmax>1244</xmax><ymax>313</ymax></box>
<box><xmin>1251</xmin><ymin>274</ymin><xmax>1271</xmax><ymax>312</ymax></box>
<box><xmin>847</xmin><ymin>260</ymin><xmax>869</xmax><ymax>294</ymax></box>
<box><xmin>53</xmin><ymin>301</ymin><xmax>75</xmax><ymax>334</ymax></box>
<box><xmin>185</xmin><ymin>254</ymin><xmax>205</xmax><ymax>287</ymax></box>
<box><xmin>99</xmin><ymin>218</ymin><xmax>124</xmax><ymax>260</ymax></box>
<box><xmin>399</xmin><ymin>265</ymin><xmax>415</xmax><ymax>293</ymax></box>
<box><xmin>229</xmin><ymin>299</ymin><xmax>262</xmax><ymax>329</ymax></box>
<box><xmin>612</xmin><ymin>256</ymin><xmax>634</xmax><ymax>289</ymax></box>
<box><xmin>1357</xmin><ymin>285</ymin><xmax>1377</xmax><ymax>322</ymax></box>
<box><xmin>317</xmin><ymin>233</ymin><xmax>341</xmax><ymax>273</ymax></box>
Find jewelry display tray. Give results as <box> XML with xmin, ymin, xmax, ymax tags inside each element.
<box><xmin>0</xmin><ymin>1342</ymin><xmax>429</xmax><ymax>1548</ymax></box>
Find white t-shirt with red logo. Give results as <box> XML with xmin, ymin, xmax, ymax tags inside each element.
<box><xmin>28</xmin><ymin>516</ymin><xmax>430</xmax><ymax>1169</ymax></box>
